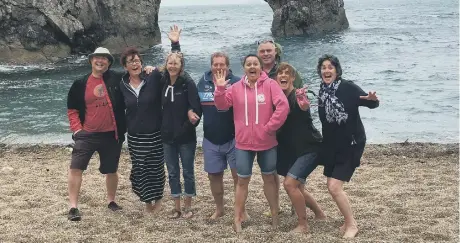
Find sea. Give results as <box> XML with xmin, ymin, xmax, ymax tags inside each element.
<box><xmin>0</xmin><ymin>0</ymin><xmax>458</xmax><ymax>145</ymax></box>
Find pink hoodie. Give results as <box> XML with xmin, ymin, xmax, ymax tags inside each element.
<box><xmin>214</xmin><ymin>71</ymin><xmax>289</xmax><ymax>151</ymax></box>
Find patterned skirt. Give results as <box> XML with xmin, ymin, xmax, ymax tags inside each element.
<box><xmin>127</xmin><ymin>131</ymin><xmax>165</xmax><ymax>203</ymax></box>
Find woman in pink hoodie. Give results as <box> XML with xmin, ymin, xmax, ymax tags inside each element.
<box><xmin>214</xmin><ymin>54</ymin><xmax>289</xmax><ymax>232</ymax></box>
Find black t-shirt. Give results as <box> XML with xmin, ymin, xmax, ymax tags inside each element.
<box><xmin>276</xmin><ymin>89</ymin><xmax>322</xmax><ymax>175</ymax></box>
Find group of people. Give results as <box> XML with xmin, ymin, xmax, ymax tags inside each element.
<box><xmin>66</xmin><ymin>25</ymin><xmax>379</xmax><ymax>239</ymax></box>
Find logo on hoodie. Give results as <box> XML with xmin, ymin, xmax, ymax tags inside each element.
<box><xmin>257</xmin><ymin>94</ymin><xmax>266</xmax><ymax>104</ymax></box>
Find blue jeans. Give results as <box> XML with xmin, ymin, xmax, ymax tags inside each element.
<box><xmin>235</xmin><ymin>147</ymin><xmax>277</xmax><ymax>178</ymax></box>
<box><xmin>287</xmin><ymin>152</ymin><xmax>318</xmax><ymax>184</ymax></box>
<box><xmin>163</xmin><ymin>142</ymin><xmax>197</xmax><ymax>198</ymax></box>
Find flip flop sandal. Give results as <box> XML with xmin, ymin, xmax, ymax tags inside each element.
<box><xmin>169</xmin><ymin>210</ymin><xmax>181</xmax><ymax>219</ymax></box>
<box><xmin>183</xmin><ymin>208</ymin><xmax>194</xmax><ymax>219</ymax></box>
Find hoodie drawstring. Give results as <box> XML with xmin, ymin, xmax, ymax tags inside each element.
<box><xmin>243</xmin><ymin>76</ymin><xmax>260</xmax><ymax>126</ymax></box>
<box><xmin>244</xmin><ymin>84</ymin><xmax>248</xmax><ymax>126</ymax></box>
<box><xmin>165</xmin><ymin>85</ymin><xmax>174</xmax><ymax>102</ymax></box>
<box><xmin>255</xmin><ymin>84</ymin><xmax>259</xmax><ymax>125</ymax></box>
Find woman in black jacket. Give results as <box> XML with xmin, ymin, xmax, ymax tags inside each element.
<box><xmin>317</xmin><ymin>54</ymin><xmax>379</xmax><ymax>238</ymax></box>
<box><xmin>160</xmin><ymin>51</ymin><xmax>202</xmax><ymax>219</ymax></box>
<box><xmin>119</xmin><ymin>26</ymin><xmax>181</xmax><ymax>213</ymax></box>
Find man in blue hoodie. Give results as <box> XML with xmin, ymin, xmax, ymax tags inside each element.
<box><xmin>197</xmin><ymin>52</ymin><xmax>242</xmax><ymax>219</ymax></box>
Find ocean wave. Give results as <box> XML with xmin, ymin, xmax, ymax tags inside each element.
<box><xmin>0</xmin><ymin>65</ymin><xmax>55</xmax><ymax>73</ymax></box>
<box><xmin>377</xmin><ymin>70</ymin><xmax>406</xmax><ymax>74</ymax></box>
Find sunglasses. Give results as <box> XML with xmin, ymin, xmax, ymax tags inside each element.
<box><xmin>256</xmin><ymin>39</ymin><xmax>275</xmax><ymax>45</ymax></box>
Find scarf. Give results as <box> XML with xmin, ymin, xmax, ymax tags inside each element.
<box><xmin>318</xmin><ymin>79</ymin><xmax>348</xmax><ymax>124</ymax></box>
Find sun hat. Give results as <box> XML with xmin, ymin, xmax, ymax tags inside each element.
<box><xmin>88</xmin><ymin>47</ymin><xmax>114</xmax><ymax>64</ymax></box>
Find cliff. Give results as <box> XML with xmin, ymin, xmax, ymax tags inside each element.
<box><xmin>264</xmin><ymin>0</ymin><xmax>349</xmax><ymax>37</ymax></box>
<box><xmin>0</xmin><ymin>0</ymin><xmax>161</xmax><ymax>64</ymax></box>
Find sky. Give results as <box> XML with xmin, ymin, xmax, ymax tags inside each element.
<box><xmin>161</xmin><ymin>0</ymin><xmax>265</xmax><ymax>6</ymax></box>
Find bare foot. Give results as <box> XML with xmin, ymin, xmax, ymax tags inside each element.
<box><xmin>339</xmin><ymin>224</ymin><xmax>346</xmax><ymax>233</ymax></box>
<box><xmin>209</xmin><ymin>210</ymin><xmax>224</xmax><ymax>220</ymax></box>
<box><xmin>343</xmin><ymin>225</ymin><xmax>359</xmax><ymax>239</ymax></box>
<box><xmin>291</xmin><ymin>224</ymin><xmax>309</xmax><ymax>234</ymax></box>
<box><xmin>151</xmin><ymin>203</ymin><xmax>162</xmax><ymax>214</ymax></box>
<box><xmin>271</xmin><ymin>215</ymin><xmax>279</xmax><ymax>229</ymax></box>
<box><xmin>233</xmin><ymin>221</ymin><xmax>242</xmax><ymax>233</ymax></box>
<box><xmin>242</xmin><ymin>211</ymin><xmax>250</xmax><ymax>222</ymax></box>
<box><xmin>145</xmin><ymin>203</ymin><xmax>154</xmax><ymax>213</ymax></box>
<box><xmin>314</xmin><ymin>212</ymin><xmax>327</xmax><ymax>220</ymax></box>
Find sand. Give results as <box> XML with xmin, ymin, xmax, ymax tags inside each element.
<box><xmin>0</xmin><ymin>142</ymin><xmax>458</xmax><ymax>242</ymax></box>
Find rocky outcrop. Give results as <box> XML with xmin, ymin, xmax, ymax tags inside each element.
<box><xmin>265</xmin><ymin>0</ymin><xmax>349</xmax><ymax>37</ymax></box>
<box><xmin>0</xmin><ymin>0</ymin><xmax>161</xmax><ymax>64</ymax></box>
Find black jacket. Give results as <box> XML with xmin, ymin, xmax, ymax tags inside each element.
<box><xmin>318</xmin><ymin>79</ymin><xmax>379</xmax><ymax>164</ymax></box>
<box><xmin>120</xmin><ymin>70</ymin><xmax>164</xmax><ymax>135</ymax></box>
<box><xmin>161</xmin><ymin>71</ymin><xmax>202</xmax><ymax>144</ymax></box>
<box><xmin>67</xmin><ymin>70</ymin><xmax>126</xmax><ymax>142</ymax></box>
<box><xmin>120</xmin><ymin>41</ymin><xmax>181</xmax><ymax>135</ymax></box>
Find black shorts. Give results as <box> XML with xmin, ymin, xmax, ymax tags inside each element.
<box><xmin>70</xmin><ymin>130</ymin><xmax>122</xmax><ymax>174</ymax></box>
<box><xmin>323</xmin><ymin>143</ymin><xmax>365</xmax><ymax>182</ymax></box>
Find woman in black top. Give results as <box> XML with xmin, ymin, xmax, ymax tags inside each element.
<box><xmin>160</xmin><ymin>51</ymin><xmax>202</xmax><ymax>219</ymax></box>
<box><xmin>275</xmin><ymin>62</ymin><xmax>326</xmax><ymax>233</ymax></box>
<box><xmin>119</xmin><ymin>26</ymin><xmax>181</xmax><ymax>213</ymax></box>
<box><xmin>317</xmin><ymin>54</ymin><xmax>379</xmax><ymax>238</ymax></box>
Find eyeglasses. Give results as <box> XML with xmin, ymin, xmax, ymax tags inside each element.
<box><xmin>256</xmin><ymin>39</ymin><xmax>275</xmax><ymax>45</ymax></box>
<box><xmin>127</xmin><ymin>59</ymin><xmax>141</xmax><ymax>65</ymax></box>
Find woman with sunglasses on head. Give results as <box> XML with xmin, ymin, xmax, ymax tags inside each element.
<box><xmin>120</xmin><ymin>25</ymin><xmax>182</xmax><ymax>214</ymax></box>
<box><xmin>214</xmin><ymin>54</ymin><xmax>289</xmax><ymax>232</ymax></box>
<box><xmin>317</xmin><ymin>54</ymin><xmax>379</xmax><ymax>238</ymax></box>
<box><xmin>160</xmin><ymin>50</ymin><xmax>202</xmax><ymax>220</ymax></box>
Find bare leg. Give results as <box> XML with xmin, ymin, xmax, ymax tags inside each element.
<box><xmin>265</xmin><ymin>173</ymin><xmax>282</xmax><ymax>217</ymax></box>
<box><xmin>208</xmin><ymin>172</ymin><xmax>225</xmax><ymax>219</ymax></box>
<box><xmin>146</xmin><ymin>202</ymin><xmax>154</xmax><ymax>212</ymax></box>
<box><xmin>183</xmin><ymin>196</ymin><xmax>193</xmax><ymax>218</ymax></box>
<box><xmin>262</xmin><ymin>173</ymin><xmax>279</xmax><ymax>228</ymax></box>
<box><xmin>327</xmin><ymin>177</ymin><xmax>358</xmax><ymax>238</ymax></box>
<box><xmin>230</xmin><ymin>168</ymin><xmax>249</xmax><ymax>221</ymax></box>
<box><xmin>152</xmin><ymin>199</ymin><xmax>162</xmax><ymax>214</ymax></box>
<box><xmin>234</xmin><ymin>176</ymin><xmax>250</xmax><ymax>233</ymax></box>
<box><xmin>106</xmin><ymin>173</ymin><xmax>118</xmax><ymax>203</ymax></box>
<box><xmin>299</xmin><ymin>184</ymin><xmax>326</xmax><ymax>219</ymax></box>
<box><xmin>68</xmin><ymin>169</ymin><xmax>83</xmax><ymax>208</ymax></box>
<box><xmin>284</xmin><ymin>177</ymin><xmax>308</xmax><ymax>233</ymax></box>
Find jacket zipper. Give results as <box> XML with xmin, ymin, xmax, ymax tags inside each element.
<box><xmin>123</xmin><ymin>80</ymin><xmax>140</xmax><ymax>107</ymax></box>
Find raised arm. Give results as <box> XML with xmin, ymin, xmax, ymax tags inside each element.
<box><xmin>352</xmin><ymin>82</ymin><xmax>379</xmax><ymax>109</ymax></box>
<box><xmin>213</xmin><ymin>70</ymin><xmax>234</xmax><ymax>110</ymax></box>
<box><xmin>168</xmin><ymin>25</ymin><xmax>182</xmax><ymax>52</ymax></box>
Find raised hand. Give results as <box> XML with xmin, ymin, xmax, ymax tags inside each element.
<box><xmin>360</xmin><ymin>91</ymin><xmax>379</xmax><ymax>101</ymax></box>
<box><xmin>213</xmin><ymin>70</ymin><xmax>229</xmax><ymax>87</ymax></box>
<box><xmin>296</xmin><ymin>86</ymin><xmax>310</xmax><ymax>111</ymax></box>
<box><xmin>187</xmin><ymin>109</ymin><xmax>200</xmax><ymax>125</ymax></box>
<box><xmin>168</xmin><ymin>25</ymin><xmax>182</xmax><ymax>43</ymax></box>
<box><xmin>144</xmin><ymin>66</ymin><xmax>156</xmax><ymax>74</ymax></box>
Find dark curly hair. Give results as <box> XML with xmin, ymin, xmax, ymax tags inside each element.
<box><xmin>120</xmin><ymin>47</ymin><xmax>143</xmax><ymax>67</ymax></box>
<box><xmin>316</xmin><ymin>54</ymin><xmax>342</xmax><ymax>80</ymax></box>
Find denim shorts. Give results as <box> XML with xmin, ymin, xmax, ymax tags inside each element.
<box><xmin>287</xmin><ymin>152</ymin><xmax>319</xmax><ymax>184</ymax></box>
<box><xmin>203</xmin><ymin>138</ymin><xmax>236</xmax><ymax>174</ymax></box>
<box><xmin>235</xmin><ymin>147</ymin><xmax>277</xmax><ymax>178</ymax></box>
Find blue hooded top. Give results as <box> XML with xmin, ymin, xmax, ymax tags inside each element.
<box><xmin>197</xmin><ymin>70</ymin><xmax>240</xmax><ymax>145</ymax></box>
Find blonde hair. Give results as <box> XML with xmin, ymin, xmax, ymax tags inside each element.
<box><xmin>159</xmin><ymin>52</ymin><xmax>185</xmax><ymax>75</ymax></box>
